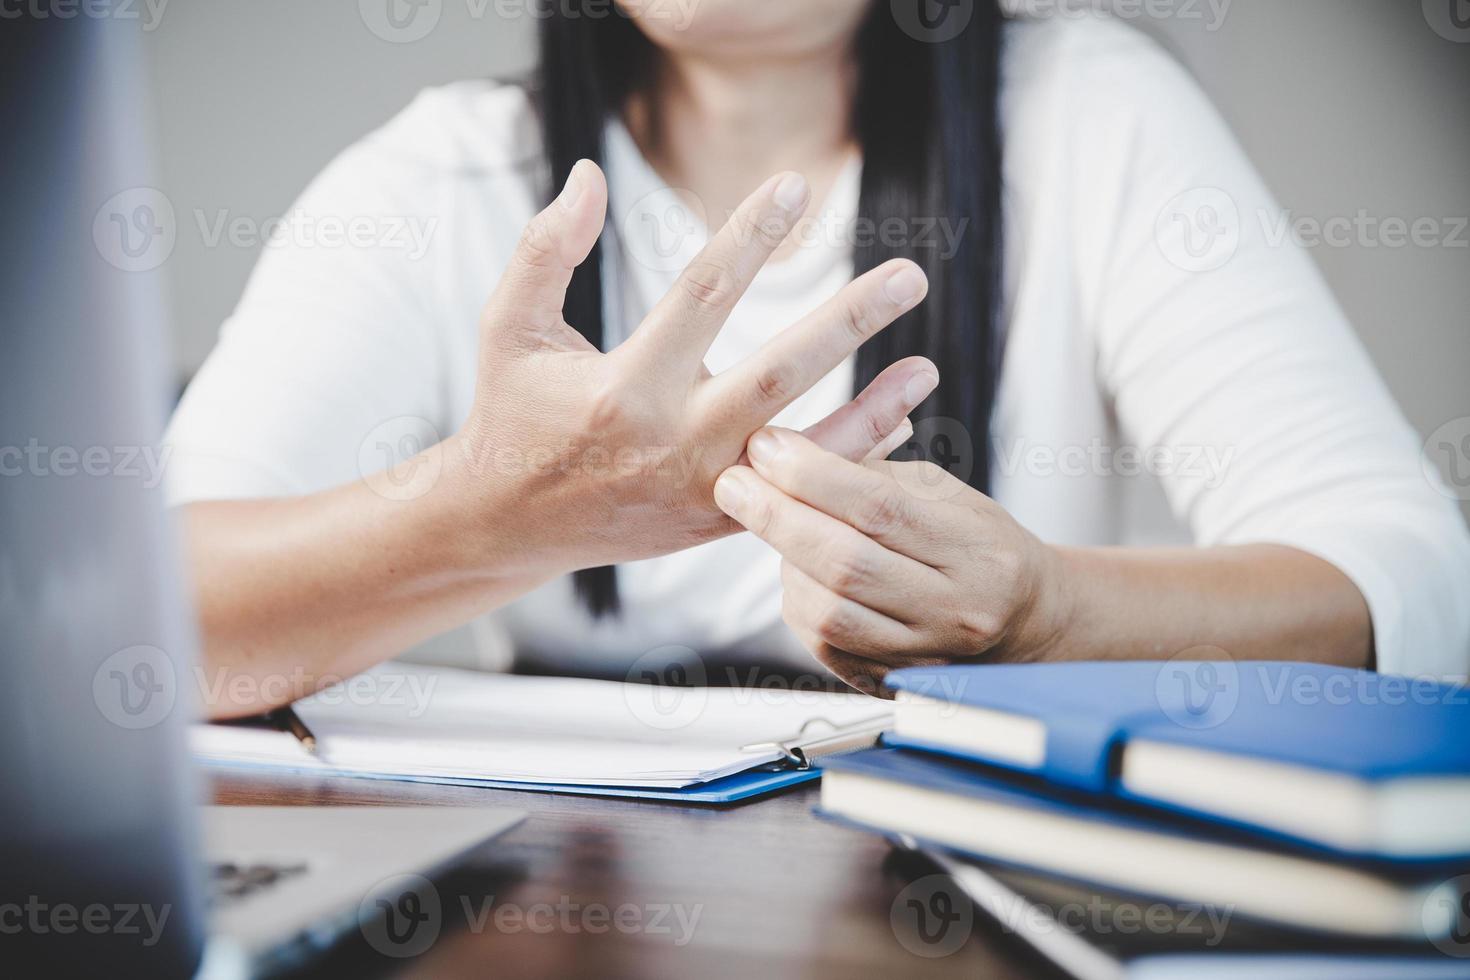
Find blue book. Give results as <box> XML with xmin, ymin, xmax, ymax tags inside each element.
<box><xmin>882</xmin><ymin>662</ymin><xmax>1470</xmax><ymax>862</ymax></box>
<box><xmin>818</xmin><ymin>747</ymin><xmax>1466</xmax><ymax>941</ymax></box>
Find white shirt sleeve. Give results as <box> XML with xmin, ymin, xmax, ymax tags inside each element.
<box><xmin>1064</xmin><ymin>22</ymin><xmax>1470</xmax><ymax>677</ymax></box>
<box><xmin>163</xmin><ymin>118</ymin><xmax>450</xmax><ymax>503</ymax></box>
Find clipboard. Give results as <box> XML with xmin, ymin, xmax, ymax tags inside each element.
<box><xmin>191</xmin><ymin>665</ymin><xmax>893</xmax><ymax>805</ymax></box>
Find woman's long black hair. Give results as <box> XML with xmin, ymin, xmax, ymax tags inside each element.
<box><xmin>538</xmin><ymin>1</ymin><xmax>1005</xmax><ymax>617</ymax></box>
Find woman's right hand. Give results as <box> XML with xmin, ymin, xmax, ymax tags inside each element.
<box><xmin>444</xmin><ymin>159</ymin><xmax>938</xmax><ymax>579</ymax></box>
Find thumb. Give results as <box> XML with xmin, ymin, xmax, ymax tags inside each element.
<box><xmin>487</xmin><ymin>159</ymin><xmax>607</xmax><ymax>330</ymax></box>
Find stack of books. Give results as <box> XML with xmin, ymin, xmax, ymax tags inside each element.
<box><xmin>817</xmin><ymin>661</ymin><xmax>1470</xmax><ymax>974</ymax></box>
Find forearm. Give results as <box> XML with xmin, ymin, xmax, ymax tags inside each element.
<box><xmin>1031</xmin><ymin>543</ymin><xmax>1374</xmax><ymax>669</ymax></box>
<box><xmin>182</xmin><ymin>438</ymin><xmax>550</xmax><ymax>718</ymax></box>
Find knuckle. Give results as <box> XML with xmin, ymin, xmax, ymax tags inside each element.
<box><xmin>860</xmin><ymin>404</ymin><xmax>896</xmax><ymax>450</ymax></box>
<box><xmin>744</xmin><ymin>494</ymin><xmax>776</xmax><ymax>538</ymax></box>
<box><xmin>854</xmin><ymin>488</ymin><xmax>908</xmax><ymax>536</ymax></box>
<box><xmin>737</xmin><ymin>207</ymin><xmax>788</xmax><ymax>250</ymax></box>
<box><xmin>959</xmin><ymin>608</ymin><xmax>1005</xmax><ymax>646</ymax></box>
<box><xmin>753</xmin><ymin>360</ymin><xmax>798</xmax><ymax>405</ymax></box>
<box><xmin>813</xmin><ymin>600</ymin><xmax>853</xmax><ymax>643</ymax></box>
<box><xmin>836</xmin><ymin>296</ymin><xmax>874</xmax><ymax>343</ymax></box>
<box><xmin>680</xmin><ymin>258</ymin><xmax>739</xmax><ymax>312</ymax></box>
<box><xmin>754</xmin><ymin>214</ymin><xmax>790</xmax><ymax>250</ymax></box>
<box><xmin>515</xmin><ymin>215</ymin><xmax>559</xmax><ymax>268</ymax></box>
<box><xmin>826</xmin><ymin>546</ymin><xmax>872</xmax><ymax>594</ymax></box>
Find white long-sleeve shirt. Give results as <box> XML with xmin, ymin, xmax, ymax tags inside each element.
<box><xmin>163</xmin><ymin>16</ymin><xmax>1470</xmax><ymax>678</ymax></box>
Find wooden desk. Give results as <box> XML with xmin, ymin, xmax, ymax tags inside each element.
<box><xmin>211</xmin><ymin>771</ymin><xmax>1049</xmax><ymax>979</ymax></box>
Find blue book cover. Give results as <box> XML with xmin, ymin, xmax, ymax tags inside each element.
<box><xmin>882</xmin><ymin>662</ymin><xmax>1470</xmax><ymax>862</ymax></box>
<box><xmin>816</xmin><ymin>749</ymin><xmax>1469</xmax><ymax>941</ymax></box>
<box><xmin>820</xmin><ymin>747</ymin><xmax>1460</xmax><ymax>879</ymax></box>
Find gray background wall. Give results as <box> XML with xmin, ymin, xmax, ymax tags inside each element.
<box><xmin>140</xmin><ymin>0</ymin><xmax>1468</xmax><ymax>516</ymax></box>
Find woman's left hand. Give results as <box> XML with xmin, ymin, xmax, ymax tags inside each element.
<box><xmin>712</xmin><ymin>426</ymin><xmax>1072</xmax><ymax>694</ymax></box>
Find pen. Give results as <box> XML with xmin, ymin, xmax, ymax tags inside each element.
<box><xmin>268</xmin><ymin>705</ymin><xmax>317</xmax><ymax>755</ymax></box>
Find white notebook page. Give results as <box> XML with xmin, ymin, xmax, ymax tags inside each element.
<box><xmin>191</xmin><ymin>662</ymin><xmax>889</xmax><ymax>788</ymax></box>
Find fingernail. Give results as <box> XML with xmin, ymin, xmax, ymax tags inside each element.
<box><xmin>558</xmin><ymin>161</ymin><xmax>587</xmax><ymax>212</ymax></box>
<box><xmin>747</xmin><ymin>429</ymin><xmax>784</xmax><ymax>467</ymax></box>
<box><xmin>904</xmin><ymin>371</ymin><xmax>939</xmax><ymax>407</ymax></box>
<box><xmin>713</xmin><ymin>471</ymin><xmax>749</xmax><ymax>514</ymax></box>
<box><xmin>883</xmin><ymin>266</ymin><xmax>927</xmax><ymax>306</ymax></box>
<box><xmin>894</xmin><ymin>418</ymin><xmax>914</xmax><ymax>445</ymax></box>
<box><xmin>772</xmin><ymin>173</ymin><xmax>809</xmax><ymax>214</ymax></box>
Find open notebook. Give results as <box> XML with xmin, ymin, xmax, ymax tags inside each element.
<box><xmin>192</xmin><ymin>662</ymin><xmax>891</xmax><ymax>803</ymax></box>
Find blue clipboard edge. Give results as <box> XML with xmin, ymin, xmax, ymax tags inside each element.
<box><xmin>197</xmin><ymin>757</ymin><xmax>823</xmax><ymax>805</ymax></box>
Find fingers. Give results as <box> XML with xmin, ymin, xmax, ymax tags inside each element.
<box><xmin>809</xmin><ymin>642</ymin><xmax>897</xmax><ymax>700</ymax></box>
<box><xmin>781</xmin><ymin>561</ymin><xmax>916</xmax><ymax>665</ymax></box>
<box><xmin>627</xmin><ymin>171</ymin><xmax>811</xmax><ymax>370</ymax></box>
<box><xmin>800</xmin><ymin>357</ymin><xmax>938</xmax><ymax>462</ymax></box>
<box><xmin>702</xmin><ymin>259</ymin><xmax>929</xmax><ymax>431</ymax></box>
<box><xmin>785</xmin><ymin>613</ymin><xmax>901</xmax><ymax>699</ymax></box>
<box><xmin>713</xmin><ymin>464</ymin><xmax>946</xmax><ymax>617</ymax></box>
<box><xmin>866</xmin><ymin>419</ymin><xmax>915</xmax><ymax>462</ymax></box>
<box><xmin>744</xmin><ymin>428</ymin><xmax>948</xmax><ymax>560</ymax></box>
<box><xmin>486</xmin><ymin>160</ymin><xmax>608</xmax><ymax>331</ymax></box>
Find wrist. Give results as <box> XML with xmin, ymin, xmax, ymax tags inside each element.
<box><xmin>430</xmin><ymin>433</ymin><xmax>563</xmax><ymax>583</ymax></box>
<box><xmin>1007</xmin><ymin>541</ymin><xmax>1079</xmax><ymax>662</ymax></box>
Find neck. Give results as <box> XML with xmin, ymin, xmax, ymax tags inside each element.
<box><xmin>626</xmin><ymin>47</ymin><xmax>858</xmax><ymax>228</ymax></box>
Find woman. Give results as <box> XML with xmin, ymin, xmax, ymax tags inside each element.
<box><xmin>166</xmin><ymin>1</ymin><xmax>1470</xmax><ymax>715</ymax></box>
